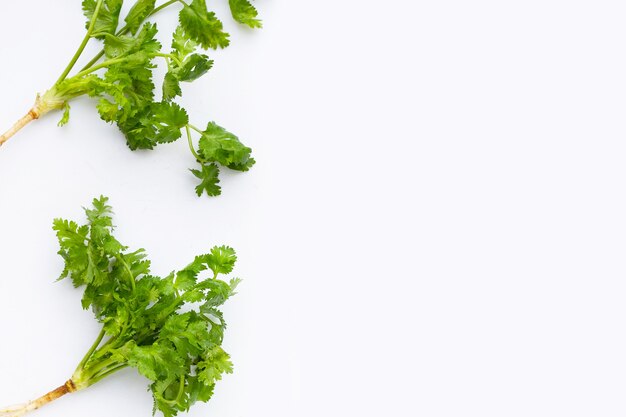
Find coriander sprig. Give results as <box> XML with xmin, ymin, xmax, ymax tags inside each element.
<box><xmin>0</xmin><ymin>196</ymin><xmax>241</xmax><ymax>417</ymax></box>
<box><xmin>0</xmin><ymin>0</ymin><xmax>262</xmax><ymax>197</ymax></box>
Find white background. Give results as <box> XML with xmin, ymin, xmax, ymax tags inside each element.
<box><xmin>1</xmin><ymin>0</ymin><xmax>626</xmax><ymax>416</ymax></box>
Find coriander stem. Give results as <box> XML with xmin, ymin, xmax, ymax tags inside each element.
<box><xmin>153</xmin><ymin>0</ymin><xmax>186</xmax><ymax>18</ymax></box>
<box><xmin>76</xmin><ymin>328</ymin><xmax>107</xmax><ymax>371</ymax></box>
<box><xmin>117</xmin><ymin>255</ymin><xmax>137</xmax><ymax>292</ymax></box>
<box><xmin>85</xmin><ymin>364</ymin><xmax>128</xmax><ymax>387</ymax></box>
<box><xmin>56</xmin><ymin>0</ymin><xmax>105</xmax><ymax>84</ymax></box>
<box><xmin>80</xmin><ymin>356</ymin><xmax>121</xmax><ymax>382</ymax></box>
<box><xmin>0</xmin><ymin>108</ymin><xmax>41</xmax><ymax>148</ymax></box>
<box><xmin>186</xmin><ymin>125</ymin><xmax>202</xmax><ymax>161</ymax></box>
<box><xmin>161</xmin><ymin>376</ymin><xmax>186</xmax><ymax>405</ymax></box>
<box><xmin>79</xmin><ymin>51</ymin><xmax>105</xmax><ymax>74</ymax></box>
<box><xmin>188</xmin><ymin>124</ymin><xmax>203</xmax><ymax>134</ymax></box>
<box><xmin>72</xmin><ymin>58</ymin><xmax>128</xmax><ymax>79</ymax></box>
<box><xmin>154</xmin><ymin>52</ymin><xmax>183</xmax><ymax>67</ymax></box>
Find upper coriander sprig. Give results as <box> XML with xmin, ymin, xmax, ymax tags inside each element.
<box><xmin>0</xmin><ymin>0</ymin><xmax>262</xmax><ymax>197</ymax></box>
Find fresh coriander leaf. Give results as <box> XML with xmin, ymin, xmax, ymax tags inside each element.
<box><xmin>152</xmin><ymin>102</ymin><xmax>189</xmax><ymax>143</ymax></box>
<box><xmin>197</xmin><ymin>346</ymin><xmax>234</xmax><ymax>385</ymax></box>
<box><xmin>177</xmin><ymin>54</ymin><xmax>213</xmax><ymax>82</ymax></box>
<box><xmin>198</xmin><ymin>122</ymin><xmax>255</xmax><ymax>171</ymax></box>
<box><xmin>191</xmin><ymin>163</ymin><xmax>222</xmax><ymax>197</ymax></box>
<box><xmin>53</xmin><ymin>218</ymin><xmax>90</xmax><ymax>285</ymax></box>
<box><xmin>171</xmin><ymin>26</ymin><xmax>198</xmax><ymax>61</ymax></box>
<box><xmin>82</xmin><ymin>0</ymin><xmax>123</xmax><ymax>39</ymax></box>
<box><xmin>179</xmin><ymin>0</ymin><xmax>230</xmax><ymax>49</ymax></box>
<box><xmin>198</xmin><ymin>277</ymin><xmax>240</xmax><ymax>309</ymax></box>
<box><xmin>229</xmin><ymin>0</ymin><xmax>263</xmax><ymax>28</ymax></box>
<box><xmin>187</xmin><ymin>376</ymin><xmax>215</xmax><ymax>404</ymax></box>
<box><xmin>103</xmin><ymin>23</ymin><xmax>161</xmax><ymax>59</ymax></box>
<box><xmin>103</xmin><ymin>34</ymin><xmax>139</xmax><ymax>58</ymax></box>
<box><xmin>175</xmin><ymin>256</ymin><xmax>209</xmax><ymax>290</ymax></box>
<box><xmin>97</xmin><ymin>98</ymin><xmax>119</xmax><ymax>122</ymax></box>
<box><xmin>162</xmin><ymin>72</ymin><xmax>183</xmax><ymax>102</ymax></box>
<box><xmin>125</xmin><ymin>0</ymin><xmax>157</xmax><ymax>35</ymax></box>
<box><xmin>204</xmin><ymin>246</ymin><xmax>237</xmax><ymax>275</ymax></box>
<box><xmin>58</xmin><ymin>102</ymin><xmax>71</xmax><ymax>127</ymax></box>
<box><xmin>128</xmin><ymin>343</ymin><xmax>185</xmax><ymax>381</ymax></box>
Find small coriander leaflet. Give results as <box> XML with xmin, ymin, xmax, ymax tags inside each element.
<box><xmin>229</xmin><ymin>0</ymin><xmax>263</xmax><ymax>28</ymax></box>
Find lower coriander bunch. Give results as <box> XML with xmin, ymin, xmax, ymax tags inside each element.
<box><xmin>0</xmin><ymin>197</ymin><xmax>241</xmax><ymax>417</ymax></box>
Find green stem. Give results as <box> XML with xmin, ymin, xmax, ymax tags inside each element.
<box><xmin>80</xmin><ymin>49</ymin><xmax>106</xmax><ymax>73</ymax></box>
<box><xmin>56</xmin><ymin>0</ymin><xmax>105</xmax><ymax>84</ymax></box>
<box><xmin>76</xmin><ymin>328</ymin><xmax>107</xmax><ymax>371</ymax></box>
<box><xmin>117</xmin><ymin>255</ymin><xmax>137</xmax><ymax>292</ymax></box>
<box><xmin>162</xmin><ymin>376</ymin><xmax>186</xmax><ymax>405</ymax></box>
<box><xmin>91</xmin><ymin>333</ymin><xmax>118</xmax><ymax>358</ymax></box>
<box><xmin>188</xmin><ymin>124</ymin><xmax>203</xmax><ymax>134</ymax></box>
<box><xmin>176</xmin><ymin>375</ymin><xmax>185</xmax><ymax>401</ymax></box>
<box><xmin>72</xmin><ymin>57</ymin><xmax>128</xmax><ymax>79</ymax></box>
<box><xmin>155</xmin><ymin>277</ymin><xmax>209</xmax><ymax>323</ymax></box>
<box><xmin>80</xmin><ymin>0</ymin><xmax>184</xmax><ymax>72</ymax></box>
<box><xmin>95</xmin><ymin>317</ymin><xmax>130</xmax><ymax>355</ymax></box>
<box><xmin>73</xmin><ymin>51</ymin><xmax>179</xmax><ymax>81</ymax></box>
<box><xmin>155</xmin><ymin>52</ymin><xmax>183</xmax><ymax>67</ymax></box>
<box><xmin>151</xmin><ymin>0</ymin><xmax>185</xmax><ymax>18</ymax></box>
<box><xmin>81</xmin><ymin>355</ymin><xmax>122</xmax><ymax>381</ymax></box>
<box><xmin>85</xmin><ymin>364</ymin><xmax>129</xmax><ymax>387</ymax></box>
<box><xmin>186</xmin><ymin>125</ymin><xmax>203</xmax><ymax>161</ymax></box>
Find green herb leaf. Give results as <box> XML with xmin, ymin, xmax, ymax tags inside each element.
<box><xmin>171</xmin><ymin>27</ymin><xmax>198</xmax><ymax>61</ymax></box>
<box><xmin>198</xmin><ymin>122</ymin><xmax>255</xmax><ymax>171</ymax></box>
<box><xmin>204</xmin><ymin>246</ymin><xmax>237</xmax><ymax>275</ymax></box>
<box><xmin>179</xmin><ymin>0</ymin><xmax>230</xmax><ymax>49</ymax></box>
<box><xmin>191</xmin><ymin>163</ymin><xmax>222</xmax><ymax>197</ymax></box>
<box><xmin>177</xmin><ymin>54</ymin><xmax>213</xmax><ymax>82</ymax></box>
<box><xmin>58</xmin><ymin>102</ymin><xmax>71</xmax><ymax>127</ymax></box>
<box><xmin>125</xmin><ymin>0</ymin><xmax>157</xmax><ymax>35</ymax></box>
<box><xmin>82</xmin><ymin>0</ymin><xmax>124</xmax><ymax>39</ymax></box>
<box><xmin>229</xmin><ymin>0</ymin><xmax>263</xmax><ymax>28</ymax></box>
<box><xmin>152</xmin><ymin>102</ymin><xmax>189</xmax><ymax>143</ymax></box>
<box><xmin>162</xmin><ymin>72</ymin><xmax>182</xmax><ymax>102</ymax></box>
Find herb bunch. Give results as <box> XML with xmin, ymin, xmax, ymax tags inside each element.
<box><xmin>0</xmin><ymin>197</ymin><xmax>241</xmax><ymax>417</ymax></box>
<box><xmin>0</xmin><ymin>0</ymin><xmax>262</xmax><ymax>197</ymax></box>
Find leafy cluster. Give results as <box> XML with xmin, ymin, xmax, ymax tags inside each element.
<box><xmin>53</xmin><ymin>196</ymin><xmax>241</xmax><ymax>416</ymax></box>
<box><xmin>44</xmin><ymin>0</ymin><xmax>261</xmax><ymax>196</ymax></box>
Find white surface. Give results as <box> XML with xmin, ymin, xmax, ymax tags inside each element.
<box><xmin>1</xmin><ymin>1</ymin><xmax>626</xmax><ymax>416</ymax></box>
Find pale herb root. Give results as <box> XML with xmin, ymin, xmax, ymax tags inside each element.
<box><xmin>0</xmin><ymin>330</ymin><xmax>126</xmax><ymax>417</ymax></box>
<box><xmin>0</xmin><ymin>380</ymin><xmax>77</xmax><ymax>417</ymax></box>
<box><xmin>0</xmin><ymin>109</ymin><xmax>40</xmax><ymax>148</ymax></box>
<box><xmin>0</xmin><ymin>91</ymin><xmax>62</xmax><ymax>148</ymax></box>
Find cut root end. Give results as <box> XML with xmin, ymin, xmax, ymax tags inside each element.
<box><xmin>0</xmin><ymin>90</ymin><xmax>62</xmax><ymax>148</ymax></box>
<box><xmin>0</xmin><ymin>108</ymin><xmax>39</xmax><ymax>148</ymax></box>
<box><xmin>0</xmin><ymin>380</ymin><xmax>76</xmax><ymax>417</ymax></box>
<box><xmin>0</xmin><ymin>404</ymin><xmax>31</xmax><ymax>417</ymax></box>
